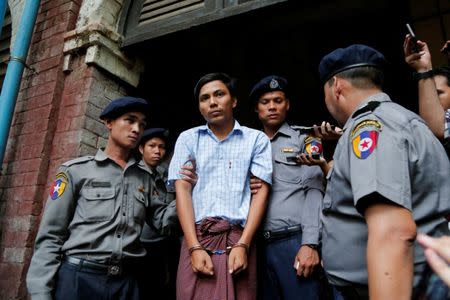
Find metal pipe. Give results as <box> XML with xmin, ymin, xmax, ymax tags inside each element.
<box><xmin>0</xmin><ymin>0</ymin><xmax>41</xmax><ymax>165</ymax></box>
<box><xmin>0</xmin><ymin>0</ymin><xmax>7</xmax><ymax>38</ymax></box>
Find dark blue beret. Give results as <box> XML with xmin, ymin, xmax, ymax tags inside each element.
<box><xmin>99</xmin><ymin>97</ymin><xmax>150</xmax><ymax>120</ymax></box>
<box><xmin>318</xmin><ymin>44</ymin><xmax>386</xmax><ymax>83</ymax></box>
<box><xmin>140</xmin><ymin>128</ymin><xmax>169</xmax><ymax>145</ymax></box>
<box><xmin>249</xmin><ymin>75</ymin><xmax>289</xmax><ymax>102</ymax></box>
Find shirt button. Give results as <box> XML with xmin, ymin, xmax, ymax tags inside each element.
<box><xmin>122</xmin><ymin>212</ymin><xmax>126</xmax><ymax>216</ymax></box>
<box><xmin>117</xmin><ymin>234</ymin><xmax>121</xmax><ymax>238</ymax></box>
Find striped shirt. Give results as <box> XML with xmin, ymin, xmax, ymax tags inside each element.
<box><xmin>168</xmin><ymin>121</ymin><xmax>272</xmax><ymax>225</ymax></box>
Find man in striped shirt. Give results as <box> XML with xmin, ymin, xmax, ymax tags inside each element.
<box><xmin>168</xmin><ymin>73</ymin><xmax>272</xmax><ymax>300</ymax></box>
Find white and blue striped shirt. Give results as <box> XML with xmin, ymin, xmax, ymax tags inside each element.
<box><xmin>168</xmin><ymin>121</ymin><xmax>272</xmax><ymax>225</ymax></box>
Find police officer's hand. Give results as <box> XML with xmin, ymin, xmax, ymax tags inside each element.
<box><xmin>191</xmin><ymin>249</ymin><xmax>214</xmax><ymax>276</ymax></box>
<box><xmin>180</xmin><ymin>158</ymin><xmax>198</xmax><ymax>186</ymax></box>
<box><xmin>228</xmin><ymin>245</ymin><xmax>248</xmax><ymax>275</ymax></box>
<box><xmin>294</xmin><ymin>245</ymin><xmax>319</xmax><ymax>278</ymax></box>
<box><xmin>417</xmin><ymin>233</ymin><xmax>450</xmax><ymax>287</ymax></box>
<box><xmin>404</xmin><ymin>34</ymin><xmax>432</xmax><ymax>72</ymax></box>
<box><xmin>250</xmin><ymin>176</ymin><xmax>263</xmax><ymax>194</ymax></box>
<box><xmin>296</xmin><ymin>153</ymin><xmax>333</xmax><ymax>176</ymax></box>
<box><xmin>313</xmin><ymin>121</ymin><xmax>343</xmax><ymax>140</ymax></box>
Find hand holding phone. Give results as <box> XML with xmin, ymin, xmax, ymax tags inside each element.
<box><xmin>406</xmin><ymin>23</ymin><xmax>419</xmax><ymax>53</ymax></box>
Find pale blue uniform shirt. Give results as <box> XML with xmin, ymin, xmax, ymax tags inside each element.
<box><xmin>168</xmin><ymin>120</ymin><xmax>272</xmax><ymax>226</ymax></box>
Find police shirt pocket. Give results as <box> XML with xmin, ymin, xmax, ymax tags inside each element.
<box><xmin>80</xmin><ymin>187</ymin><xmax>116</xmax><ymax>221</ymax></box>
<box><xmin>133</xmin><ymin>191</ymin><xmax>148</xmax><ymax>224</ymax></box>
<box><xmin>273</xmin><ymin>151</ymin><xmax>302</xmax><ymax>184</ymax></box>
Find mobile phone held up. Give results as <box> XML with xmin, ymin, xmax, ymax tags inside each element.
<box><xmin>406</xmin><ymin>23</ymin><xmax>419</xmax><ymax>53</ymax></box>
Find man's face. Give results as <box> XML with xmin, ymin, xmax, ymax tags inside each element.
<box><xmin>198</xmin><ymin>80</ymin><xmax>236</xmax><ymax>126</ymax></box>
<box><xmin>139</xmin><ymin>137</ymin><xmax>166</xmax><ymax>168</ymax></box>
<box><xmin>106</xmin><ymin>111</ymin><xmax>146</xmax><ymax>149</ymax></box>
<box><xmin>434</xmin><ymin>75</ymin><xmax>450</xmax><ymax>110</ymax></box>
<box><xmin>255</xmin><ymin>90</ymin><xmax>289</xmax><ymax>128</ymax></box>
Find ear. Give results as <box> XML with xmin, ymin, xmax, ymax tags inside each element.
<box><xmin>232</xmin><ymin>97</ymin><xmax>237</xmax><ymax>109</ymax></box>
<box><xmin>333</xmin><ymin>76</ymin><xmax>343</xmax><ymax>99</ymax></box>
<box><xmin>286</xmin><ymin>98</ymin><xmax>290</xmax><ymax>111</ymax></box>
<box><xmin>105</xmin><ymin>118</ymin><xmax>114</xmax><ymax>131</ymax></box>
<box><xmin>138</xmin><ymin>144</ymin><xmax>144</xmax><ymax>156</ymax></box>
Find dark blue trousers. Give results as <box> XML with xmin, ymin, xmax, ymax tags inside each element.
<box><xmin>260</xmin><ymin>232</ymin><xmax>321</xmax><ymax>300</ymax></box>
<box><xmin>54</xmin><ymin>261</ymin><xmax>140</xmax><ymax>300</ymax></box>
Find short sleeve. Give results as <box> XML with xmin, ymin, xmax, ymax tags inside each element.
<box><xmin>250</xmin><ymin>132</ymin><xmax>272</xmax><ymax>184</ymax></box>
<box><xmin>167</xmin><ymin>131</ymin><xmax>195</xmax><ymax>185</ymax></box>
<box><xmin>349</xmin><ymin>118</ymin><xmax>412</xmax><ymax>211</ymax></box>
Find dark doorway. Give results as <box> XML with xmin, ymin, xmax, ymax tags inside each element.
<box><xmin>128</xmin><ymin>0</ymin><xmax>414</xmax><ymax>141</ymax></box>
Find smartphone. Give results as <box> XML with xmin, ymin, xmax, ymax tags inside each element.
<box><xmin>406</xmin><ymin>23</ymin><xmax>419</xmax><ymax>53</ymax></box>
<box><xmin>300</xmin><ymin>125</ymin><xmax>336</xmax><ymax>134</ymax></box>
<box><xmin>286</xmin><ymin>153</ymin><xmax>320</xmax><ymax>161</ymax></box>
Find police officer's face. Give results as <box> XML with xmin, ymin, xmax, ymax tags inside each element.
<box><xmin>139</xmin><ymin>137</ymin><xmax>166</xmax><ymax>168</ymax></box>
<box><xmin>198</xmin><ymin>80</ymin><xmax>236</xmax><ymax>126</ymax></box>
<box><xmin>106</xmin><ymin>111</ymin><xmax>147</xmax><ymax>149</ymax></box>
<box><xmin>434</xmin><ymin>75</ymin><xmax>450</xmax><ymax>110</ymax></box>
<box><xmin>255</xmin><ymin>91</ymin><xmax>289</xmax><ymax>127</ymax></box>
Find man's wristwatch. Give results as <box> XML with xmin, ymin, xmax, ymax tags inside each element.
<box><xmin>412</xmin><ymin>70</ymin><xmax>434</xmax><ymax>81</ymax></box>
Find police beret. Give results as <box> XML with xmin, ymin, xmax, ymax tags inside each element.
<box><xmin>140</xmin><ymin>128</ymin><xmax>169</xmax><ymax>145</ymax></box>
<box><xmin>99</xmin><ymin>97</ymin><xmax>150</xmax><ymax>120</ymax></box>
<box><xmin>249</xmin><ymin>75</ymin><xmax>289</xmax><ymax>102</ymax></box>
<box><xmin>318</xmin><ymin>44</ymin><xmax>386</xmax><ymax>83</ymax></box>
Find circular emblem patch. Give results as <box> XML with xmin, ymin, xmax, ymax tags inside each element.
<box><xmin>49</xmin><ymin>172</ymin><xmax>68</xmax><ymax>200</ymax></box>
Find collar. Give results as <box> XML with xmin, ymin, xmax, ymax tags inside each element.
<box><xmin>95</xmin><ymin>148</ymin><xmax>137</xmax><ymax>167</ymax></box>
<box><xmin>197</xmin><ymin>119</ymin><xmax>243</xmax><ymax>136</ymax></box>
<box><xmin>271</xmin><ymin>122</ymin><xmax>292</xmax><ymax>139</ymax></box>
<box><xmin>343</xmin><ymin>92</ymin><xmax>391</xmax><ymax>130</ymax></box>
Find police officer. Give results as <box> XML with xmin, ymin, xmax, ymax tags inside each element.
<box><xmin>250</xmin><ymin>75</ymin><xmax>324</xmax><ymax>299</ymax></box>
<box><xmin>318</xmin><ymin>44</ymin><xmax>450</xmax><ymax>299</ymax></box>
<box><xmin>137</xmin><ymin>128</ymin><xmax>179</xmax><ymax>300</ymax></box>
<box><xmin>26</xmin><ymin>97</ymin><xmax>172</xmax><ymax>300</ymax></box>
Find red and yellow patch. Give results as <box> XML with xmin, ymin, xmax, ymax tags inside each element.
<box><xmin>304</xmin><ymin>136</ymin><xmax>323</xmax><ymax>156</ymax></box>
<box><xmin>49</xmin><ymin>172</ymin><xmax>68</xmax><ymax>200</ymax></box>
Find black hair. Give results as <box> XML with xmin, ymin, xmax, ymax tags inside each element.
<box><xmin>433</xmin><ymin>67</ymin><xmax>450</xmax><ymax>87</ymax></box>
<box><xmin>328</xmin><ymin>66</ymin><xmax>384</xmax><ymax>89</ymax></box>
<box><xmin>193</xmin><ymin>73</ymin><xmax>237</xmax><ymax>101</ymax></box>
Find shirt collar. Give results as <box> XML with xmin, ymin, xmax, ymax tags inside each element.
<box><xmin>273</xmin><ymin>122</ymin><xmax>292</xmax><ymax>138</ymax></box>
<box><xmin>198</xmin><ymin>119</ymin><xmax>243</xmax><ymax>136</ymax></box>
<box><xmin>94</xmin><ymin>148</ymin><xmax>137</xmax><ymax>167</ymax></box>
<box><xmin>343</xmin><ymin>92</ymin><xmax>391</xmax><ymax>130</ymax></box>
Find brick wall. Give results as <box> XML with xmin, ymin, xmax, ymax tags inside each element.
<box><xmin>0</xmin><ymin>1</ymin><xmax>83</xmax><ymax>299</ymax></box>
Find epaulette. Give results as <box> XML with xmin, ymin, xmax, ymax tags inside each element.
<box><xmin>352</xmin><ymin>101</ymin><xmax>380</xmax><ymax>119</ymax></box>
<box><xmin>61</xmin><ymin>155</ymin><xmax>94</xmax><ymax>167</ymax></box>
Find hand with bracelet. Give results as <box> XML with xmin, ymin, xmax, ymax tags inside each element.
<box><xmin>189</xmin><ymin>244</ymin><xmax>214</xmax><ymax>276</ymax></box>
<box><xmin>228</xmin><ymin>241</ymin><xmax>249</xmax><ymax>275</ymax></box>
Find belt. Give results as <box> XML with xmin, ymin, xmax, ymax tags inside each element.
<box><xmin>262</xmin><ymin>224</ymin><xmax>302</xmax><ymax>241</ymax></box>
<box><xmin>63</xmin><ymin>256</ymin><xmax>123</xmax><ymax>276</ymax></box>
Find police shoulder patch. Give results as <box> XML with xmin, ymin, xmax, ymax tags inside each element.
<box><xmin>304</xmin><ymin>135</ymin><xmax>323</xmax><ymax>155</ymax></box>
<box><xmin>49</xmin><ymin>172</ymin><xmax>68</xmax><ymax>200</ymax></box>
<box><xmin>351</xmin><ymin>119</ymin><xmax>382</xmax><ymax>159</ymax></box>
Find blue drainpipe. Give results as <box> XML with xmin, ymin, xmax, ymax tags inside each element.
<box><xmin>0</xmin><ymin>0</ymin><xmax>7</xmax><ymax>38</ymax></box>
<box><xmin>0</xmin><ymin>0</ymin><xmax>41</xmax><ymax>166</ymax></box>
